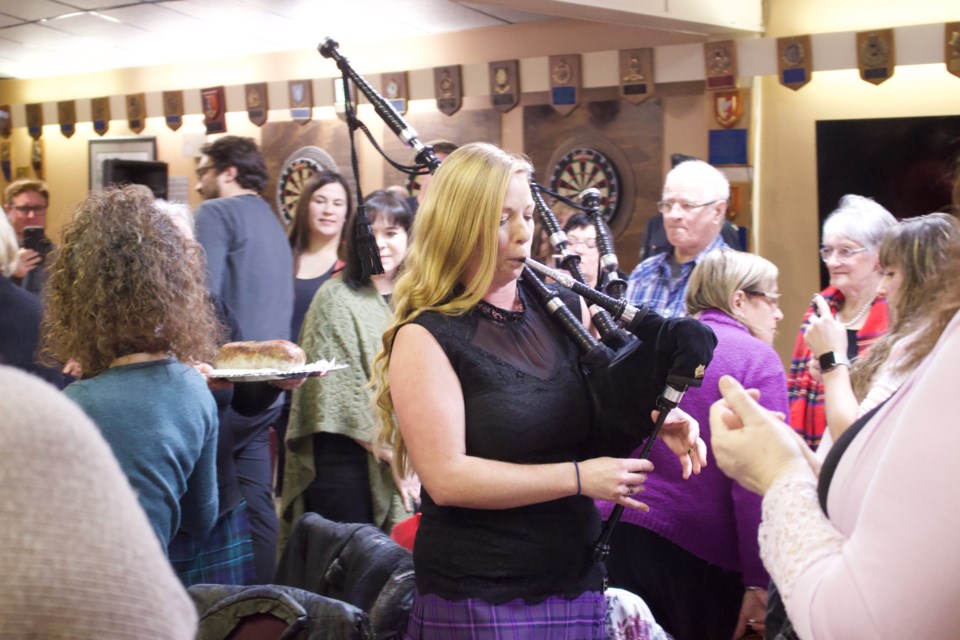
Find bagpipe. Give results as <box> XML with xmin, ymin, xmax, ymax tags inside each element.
<box><xmin>317</xmin><ymin>38</ymin><xmax>717</xmax><ymax>561</ymax></box>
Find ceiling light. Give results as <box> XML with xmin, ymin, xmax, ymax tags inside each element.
<box><xmin>45</xmin><ymin>12</ymin><xmax>86</xmax><ymax>21</ymax></box>
<box><xmin>90</xmin><ymin>11</ymin><xmax>122</xmax><ymax>24</ymax></box>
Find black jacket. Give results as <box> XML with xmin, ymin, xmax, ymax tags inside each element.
<box><xmin>189</xmin><ymin>583</ymin><xmax>372</xmax><ymax>640</ymax></box>
<box><xmin>275</xmin><ymin>514</ymin><xmax>415</xmax><ymax>639</ymax></box>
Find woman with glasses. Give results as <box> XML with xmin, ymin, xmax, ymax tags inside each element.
<box><xmin>599</xmin><ymin>249</ymin><xmax>786</xmax><ymax>640</ymax></box>
<box><xmin>561</xmin><ymin>214</ymin><xmax>601</xmax><ymax>288</ymax></box>
<box><xmin>802</xmin><ymin>213</ymin><xmax>959</xmax><ymax>450</ymax></box>
<box><xmin>709</xmin><ymin>217</ymin><xmax>960</xmax><ymax>640</ymax></box>
<box><xmin>561</xmin><ymin>213</ymin><xmax>629</xmax><ymax>291</ymax></box>
<box><xmin>786</xmin><ymin>195</ymin><xmax>896</xmax><ymax>450</ymax></box>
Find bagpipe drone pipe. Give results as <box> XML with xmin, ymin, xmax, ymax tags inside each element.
<box><xmin>524</xmin><ymin>183</ymin><xmax>717</xmax><ymax>454</ymax></box>
<box><xmin>316</xmin><ymin>37</ymin><xmax>717</xmax><ymax>557</ymax></box>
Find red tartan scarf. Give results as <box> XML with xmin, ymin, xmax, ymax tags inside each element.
<box><xmin>787</xmin><ymin>286</ymin><xmax>889</xmax><ymax>450</ymax></box>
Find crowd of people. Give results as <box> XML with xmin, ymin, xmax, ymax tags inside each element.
<box><xmin>2</xmin><ymin>134</ymin><xmax>959</xmax><ymax>639</ymax></box>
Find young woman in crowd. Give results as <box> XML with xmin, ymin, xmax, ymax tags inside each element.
<box><xmin>281</xmin><ymin>190</ymin><xmax>415</xmax><ymax>546</ymax></box>
<box><xmin>288</xmin><ymin>171</ymin><xmax>351</xmax><ymax>341</ymax></box>
<box><xmin>372</xmin><ymin>142</ymin><xmax>704</xmax><ymax>638</ymax></box>
<box><xmin>710</xmin><ymin>216</ymin><xmax>960</xmax><ymax>638</ymax></box>
<box><xmin>276</xmin><ymin>170</ymin><xmax>351</xmax><ymax>500</ymax></box>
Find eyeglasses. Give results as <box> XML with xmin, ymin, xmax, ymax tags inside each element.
<box><xmin>819</xmin><ymin>246</ymin><xmax>868</xmax><ymax>262</ymax></box>
<box><xmin>195</xmin><ymin>165</ymin><xmax>216</xmax><ymax>179</ymax></box>
<box><xmin>567</xmin><ymin>237</ymin><xmax>597</xmax><ymax>249</ymax></box>
<box><xmin>11</xmin><ymin>205</ymin><xmax>47</xmax><ymax>213</ymax></box>
<box><xmin>657</xmin><ymin>199</ymin><xmax>718</xmax><ymax>215</ymax></box>
<box><xmin>744</xmin><ymin>290</ymin><xmax>781</xmax><ymax>310</ymax></box>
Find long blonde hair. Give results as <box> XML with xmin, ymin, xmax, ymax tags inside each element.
<box><xmin>372</xmin><ymin>142</ymin><xmax>532</xmax><ymax>473</ymax></box>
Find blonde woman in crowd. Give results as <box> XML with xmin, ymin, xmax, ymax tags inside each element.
<box><xmin>372</xmin><ymin>142</ymin><xmax>703</xmax><ymax>638</ymax></box>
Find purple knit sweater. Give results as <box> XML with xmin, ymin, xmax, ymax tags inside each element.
<box><xmin>597</xmin><ymin>309</ymin><xmax>788</xmax><ymax>587</ymax></box>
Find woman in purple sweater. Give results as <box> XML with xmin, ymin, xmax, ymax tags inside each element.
<box><xmin>599</xmin><ymin>249</ymin><xmax>787</xmax><ymax>640</ymax></box>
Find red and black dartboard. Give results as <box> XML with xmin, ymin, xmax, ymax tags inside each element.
<box><xmin>549</xmin><ymin>147</ymin><xmax>622</xmax><ymax>224</ymax></box>
<box><xmin>276</xmin><ymin>146</ymin><xmax>337</xmax><ymax>223</ymax></box>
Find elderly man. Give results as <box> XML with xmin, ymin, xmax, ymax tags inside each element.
<box><xmin>4</xmin><ymin>179</ymin><xmax>52</xmax><ymax>294</ymax></box>
<box><xmin>626</xmin><ymin>160</ymin><xmax>731</xmax><ymax>317</ymax></box>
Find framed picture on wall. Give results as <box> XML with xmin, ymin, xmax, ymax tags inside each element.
<box><xmin>88</xmin><ymin>136</ymin><xmax>157</xmax><ymax>191</ymax></box>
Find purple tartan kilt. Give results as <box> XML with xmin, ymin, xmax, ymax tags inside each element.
<box><xmin>405</xmin><ymin>588</ymin><xmax>605</xmax><ymax>640</ymax></box>
<box><xmin>169</xmin><ymin>501</ymin><xmax>256</xmax><ymax>588</ymax></box>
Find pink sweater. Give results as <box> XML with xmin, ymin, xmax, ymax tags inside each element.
<box><xmin>762</xmin><ymin>309</ymin><xmax>960</xmax><ymax>638</ymax></box>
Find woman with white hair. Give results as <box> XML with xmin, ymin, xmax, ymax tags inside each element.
<box><xmin>787</xmin><ymin>195</ymin><xmax>896</xmax><ymax>449</ymax></box>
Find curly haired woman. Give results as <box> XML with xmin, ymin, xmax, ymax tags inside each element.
<box><xmin>42</xmin><ymin>186</ymin><xmax>221</xmax><ymax>550</ymax></box>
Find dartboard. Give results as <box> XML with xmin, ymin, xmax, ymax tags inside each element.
<box><xmin>549</xmin><ymin>147</ymin><xmax>622</xmax><ymax>223</ymax></box>
<box><xmin>276</xmin><ymin>146</ymin><xmax>337</xmax><ymax>223</ymax></box>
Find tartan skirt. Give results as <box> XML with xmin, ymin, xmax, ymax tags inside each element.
<box><xmin>169</xmin><ymin>501</ymin><xmax>256</xmax><ymax>588</ymax></box>
<box><xmin>405</xmin><ymin>588</ymin><xmax>606</xmax><ymax>640</ymax></box>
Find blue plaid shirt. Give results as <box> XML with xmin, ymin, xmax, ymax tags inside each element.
<box><xmin>625</xmin><ymin>235</ymin><xmax>729</xmax><ymax>318</ymax></box>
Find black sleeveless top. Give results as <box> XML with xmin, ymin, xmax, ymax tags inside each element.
<box><xmin>410</xmin><ymin>281</ymin><xmax>604</xmax><ymax>603</ymax></box>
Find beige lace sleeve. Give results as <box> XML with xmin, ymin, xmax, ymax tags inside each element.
<box><xmin>758</xmin><ymin>472</ymin><xmax>846</xmax><ymax>598</ymax></box>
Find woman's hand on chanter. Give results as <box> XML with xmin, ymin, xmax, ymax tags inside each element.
<box><xmin>579</xmin><ymin>457</ymin><xmax>654</xmax><ymax>511</ymax></box>
<box><xmin>653</xmin><ymin>406</ymin><xmax>707</xmax><ymax>479</ymax></box>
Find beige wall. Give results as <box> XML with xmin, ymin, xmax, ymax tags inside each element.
<box><xmin>760</xmin><ymin>0</ymin><xmax>960</xmax><ymax>362</ymax></box>
<box><xmin>0</xmin><ymin>18</ymin><xmax>705</xmax><ymax>242</ymax></box>
<box><xmin>4</xmin><ymin>3</ymin><xmax>960</xmax><ymax>368</ymax></box>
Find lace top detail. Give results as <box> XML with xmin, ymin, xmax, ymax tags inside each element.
<box><xmin>475</xmin><ymin>295</ymin><xmax>525</xmax><ymax>324</ymax></box>
<box><xmin>409</xmin><ymin>280</ymin><xmax>603</xmax><ymax>603</ymax></box>
<box><xmin>758</xmin><ymin>472</ymin><xmax>846</xmax><ymax>599</ymax></box>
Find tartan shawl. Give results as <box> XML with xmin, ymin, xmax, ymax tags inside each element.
<box><xmin>787</xmin><ymin>286</ymin><xmax>889</xmax><ymax>450</ymax></box>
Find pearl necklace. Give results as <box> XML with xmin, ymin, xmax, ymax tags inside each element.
<box><xmin>837</xmin><ymin>298</ymin><xmax>872</xmax><ymax>328</ymax></box>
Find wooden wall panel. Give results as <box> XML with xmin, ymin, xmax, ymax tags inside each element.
<box><xmin>261</xmin><ymin>117</ymin><xmax>352</xmax><ymax>218</ymax></box>
<box><xmin>523</xmin><ymin>99</ymin><xmax>663</xmax><ymax>272</ymax></box>
<box><xmin>380</xmin><ymin>109</ymin><xmax>501</xmax><ymax>191</ymax></box>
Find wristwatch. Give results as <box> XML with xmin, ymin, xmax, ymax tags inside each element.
<box><xmin>818</xmin><ymin>351</ymin><xmax>851</xmax><ymax>372</ymax></box>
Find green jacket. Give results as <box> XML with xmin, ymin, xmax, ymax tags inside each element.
<box><xmin>279</xmin><ymin>276</ymin><xmax>407</xmax><ymax>553</ymax></box>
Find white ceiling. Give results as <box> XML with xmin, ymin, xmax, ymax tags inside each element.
<box><xmin>0</xmin><ymin>0</ymin><xmax>763</xmax><ymax>80</ymax></box>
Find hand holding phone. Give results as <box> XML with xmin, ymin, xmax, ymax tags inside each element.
<box><xmin>804</xmin><ymin>294</ymin><xmax>848</xmax><ymax>358</ymax></box>
<box><xmin>22</xmin><ymin>227</ymin><xmax>52</xmax><ymax>263</ymax></box>
<box><xmin>811</xmin><ymin>293</ymin><xmax>826</xmax><ymax>317</ymax></box>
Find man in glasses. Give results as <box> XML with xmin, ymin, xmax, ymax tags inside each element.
<box><xmin>640</xmin><ymin>154</ymin><xmax>742</xmax><ymax>261</ymax></box>
<box><xmin>4</xmin><ymin>179</ymin><xmax>52</xmax><ymax>295</ymax></box>
<box><xmin>193</xmin><ymin>135</ymin><xmax>294</xmax><ymax>585</ymax></box>
<box><xmin>625</xmin><ymin>159</ymin><xmax>731</xmax><ymax>317</ymax></box>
